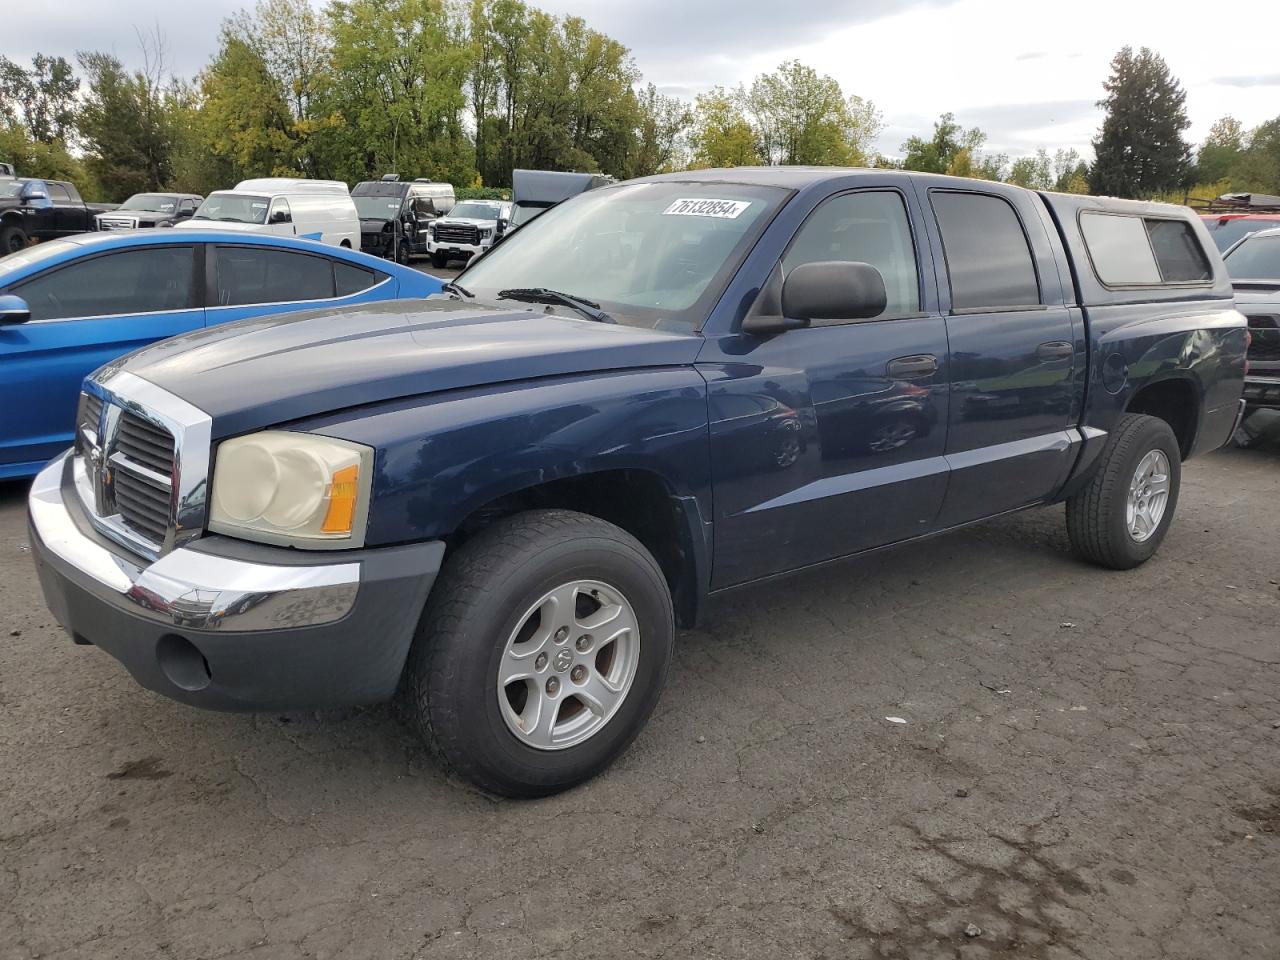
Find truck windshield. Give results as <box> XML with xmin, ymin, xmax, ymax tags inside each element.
<box><xmin>120</xmin><ymin>193</ymin><xmax>178</xmax><ymax>213</ymax></box>
<box><xmin>1225</xmin><ymin>233</ymin><xmax>1280</xmax><ymax>280</ymax></box>
<box><xmin>450</xmin><ymin>202</ymin><xmax>504</xmax><ymax>220</ymax></box>
<box><xmin>354</xmin><ymin>195</ymin><xmax>402</xmax><ymax>218</ymax></box>
<box><xmin>458</xmin><ymin>181</ymin><xmax>786</xmax><ymax>330</ymax></box>
<box><xmin>191</xmin><ymin>193</ymin><xmax>270</xmax><ymax>225</ymax></box>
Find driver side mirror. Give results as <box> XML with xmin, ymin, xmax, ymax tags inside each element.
<box><xmin>21</xmin><ymin>186</ymin><xmax>48</xmax><ymax>202</ymax></box>
<box><xmin>269</xmin><ymin>209</ymin><xmax>291</xmax><ymax>224</ymax></box>
<box><xmin>744</xmin><ymin>261</ymin><xmax>887</xmax><ymax>336</ymax></box>
<box><xmin>0</xmin><ymin>294</ymin><xmax>32</xmax><ymax>325</ymax></box>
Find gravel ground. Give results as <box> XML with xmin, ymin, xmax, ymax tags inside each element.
<box><xmin>1</xmin><ymin>430</ymin><xmax>1277</xmax><ymax>960</ymax></box>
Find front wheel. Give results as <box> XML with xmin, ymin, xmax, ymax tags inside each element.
<box><xmin>430</xmin><ymin>251</ymin><xmax>448</xmax><ymax>269</ymax></box>
<box><xmin>1</xmin><ymin>224</ymin><xmax>28</xmax><ymax>255</ymax></box>
<box><xmin>400</xmin><ymin>510</ymin><xmax>675</xmax><ymax>797</ymax></box>
<box><xmin>1066</xmin><ymin>413</ymin><xmax>1182</xmax><ymax>569</ymax></box>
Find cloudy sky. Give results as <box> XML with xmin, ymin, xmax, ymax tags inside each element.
<box><xmin>7</xmin><ymin>0</ymin><xmax>1279</xmax><ymax>161</ymax></box>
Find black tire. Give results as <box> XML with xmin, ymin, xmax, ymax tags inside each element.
<box><xmin>1065</xmin><ymin>413</ymin><xmax>1182</xmax><ymax>570</ymax></box>
<box><xmin>1</xmin><ymin>224</ymin><xmax>28</xmax><ymax>256</ymax></box>
<box><xmin>395</xmin><ymin>240</ymin><xmax>411</xmax><ymax>265</ymax></box>
<box><xmin>430</xmin><ymin>251</ymin><xmax>448</xmax><ymax>269</ymax></box>
<box><xmin>400</xmin><ymin>509</ymin><xmax>675</xmax><ymax>797</ymax></box>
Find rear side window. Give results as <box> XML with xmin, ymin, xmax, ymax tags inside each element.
<box><xmin>334</xmin><ymin>261</ymin><xmax>384</xmax><ymax>297</ymax></box>
<box><xmin>14</xmin><ymin>247</ymin><xmax>196</xmax><ymax>321</ymax></box>
<box><xmin>214</xmin><ymin>247</ymin><xmax>335</xmax><ymax>306</ymax></box>
<box><xmin>931</xmin><ymin>191</ymin><xmax>1040</xmax><ymax>310</ymax></box>
<box><xmin>1225</xmin><ymin>233</ymin><xmax>1280</xmax><ymax>280</ymax></box>
<box><xmin>1081</xmin><ymin>213</ymin><xmax>1211</xmax><ymax>285</ymax></box>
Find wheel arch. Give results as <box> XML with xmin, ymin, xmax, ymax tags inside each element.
<box><xmin>1125</xmin><ymin>374</ymin><xmax>1201</xmax><ymax>459</ymax></box>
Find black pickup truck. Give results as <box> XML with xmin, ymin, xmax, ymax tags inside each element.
<box><xmin>29</xmin><ymin>168</ymin><xmax>1247</xmax><ymax>797</ymax></box>
<box><xmin>0</xmin><ymin>178</ymin><xmax>117</xmax><ymax>254</ymax></box>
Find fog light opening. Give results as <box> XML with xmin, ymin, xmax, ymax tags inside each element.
<box><xmin>157</xmin><ymin>634</ymin><xmax>213</xmax><ymax>692</ymax></box>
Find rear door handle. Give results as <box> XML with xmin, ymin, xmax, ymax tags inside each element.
<box><xmin>886</xmin><ymin>354</ymin><xmax>939</xmax><ymax>379</ymax></box>
<box><xmin>1036</xmin><ymin>341</ymin><xmax>1074</xmax><ymax>362</ymax></box>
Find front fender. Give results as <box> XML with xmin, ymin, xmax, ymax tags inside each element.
<box><xmin>296</xmin><ymin>368</ymin><xmax>713</xmax><ymax>547</ymax></box>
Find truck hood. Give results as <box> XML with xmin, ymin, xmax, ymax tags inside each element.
<box><xmin>109</xmin><ymin>297</ymin><xmax>702</xmax><ymax>437</ymax></box>
<box><xmin>434</xmin><ymin>216</ymin><xmax>496</xmax><ymax>228</ymax></box>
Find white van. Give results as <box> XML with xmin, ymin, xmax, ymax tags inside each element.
<box><xmin>178</xmin><ymin>178</ymin><xmax>360</xmax><ymax>248</ymax></box>
<box><xmin>411</xmin><ymin>180</ymin><xmax>457</xmax><ymax>216</ymax></box>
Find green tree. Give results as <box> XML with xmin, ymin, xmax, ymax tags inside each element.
<box><xmin>1051</xmin><ymin>148</ymin><xmax>1088</xmax><ymax>192</ymax></box>
<box><xmin>0</xmin><ymin>54</ymin><xmax>79</xmax><ymax>143</ymax></box>
<box><xmin>195</xmin><ymin>34</ymin><xmax>298</xmax><ymax>185</ymax></box>
<box><xmin>741</xmin><ymin>60</ymin><xmax>880</xmax><ymax>166</ymax></box>
<box><xmin>324</xmin><ymin>0</ymin><xmax>472</xmax><ymax>185</ymax></box>
<box><xmin>627</xmin><ymin>83</ymin><xmax>690</xmax><ymax>177</ymax></box>
<box><xmin>1195</xmin><ymin>116</ymin><xmax>1244</xmax><ymax>185</ymax></box>
<box><xmin>1230</xmin><ymin>118</ymin><xmax>1280</xmax><ymax>194</ymax></box>
<box><xmin>76</xmin><ymin>48</ymin><xmax>179</xmax><ymax>200</ymax></box>
<box><xmin>1089</xmin><ymin>46</ymin><xmax>1191</xmax><ymax>199</ymax></box>
<box><xmin>688</xmin><ymin>86</ymin><xmax>761</xmax><ymax>168</ymax></box>
<box><xmin>901</xmin><ymin>113</ymin><xmax>988</xmax><ymax>174</ymax></box>
<box><xmin>1007</xmin><ymin>150</ymin><xmax>1052</xmax><ymax>189</ymax></box>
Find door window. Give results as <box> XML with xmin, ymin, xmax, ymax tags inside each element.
<box><xmin>214</xmin><ymin>247</ymin><xmax>335</xmax><ymax>306</ymax></box>
<box><xmin>46</xmin><ymin>183</ymin><xmax>71</xmax><ymax>202</ymax></box>
<box><xmin>268</xmin><ymin>199</ymin><xmax>292</xmax><ymax>225</ymax></box>
<box><xmin>334</xmin><ymin>261</ymin><xmax>384</xmax><ymax>297</ymax></box>
<box><xmin>782</xmin><ymin>190</ymin><xmax>920</xmax><ymax>320</ymax></box>
<box><xmin>12</xmin><ymin>247</ymin><xmax>196</xmax><ymax>321</ymax></box>
<box><xmin>931</xmin><ymin>191</ymin><xmax>1040</xmax><ymax>310</ymax></box>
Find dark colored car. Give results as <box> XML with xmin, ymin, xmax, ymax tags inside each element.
<box><xmin>95</xmin><ymin>193</ymin><xmax>203</xmax><ymax>231</ymax></box>
<box><xmin>1223</xmin><ymin>226</ymin><xmax>1280</xmax><ymax>420</ymax></box>
<box><xmin>29</xmin><ymin>169</ymin><xmax>1246</xmax><ymax>797</ymax></box>
<box><xmin>0</xmin><ymin>178</ymin><xmax>117</xmax><ymax>254</ymax></box>
<box><xmin>351</xmin><ymin>178</ymin><xmax>445</xmax><ymax>262</ymax></box>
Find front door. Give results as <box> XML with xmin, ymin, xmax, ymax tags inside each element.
<box><xmin>918</xmin><ymin>185</ymin><xmax>1081</xmax><ymax>527</ymax></box>
<box><xmin>701</xmin><ymin>183</ymin><xmax>951</xmax><ymax>588</ymax></box>
<box><xmin>0</xmin><ymin>245</ymin><xmax>204</xmax><ymax>472</ymax></box>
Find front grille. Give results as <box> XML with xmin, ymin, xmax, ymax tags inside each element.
<box><xmin>97</xmin><ymin>216</ymin><xmax>137</xmax><ymax>230</ymax></box>
<box><xmin>117</xmin><ymin>411</ymin><xmax>175</xmax><ymax>476</ymax></box>
<box><xmin>112</xmin><ymin>411</ymin><xmax>175</xmax><ymax>546</ymax></box>
<box><xmin>435</xmin><ymin>223</ymin><xmax>479</xmax><ymax>245</ymax></box>
<box><xmin>1246</xmin><ymin>315</ymin><xmax>1280</xmax><ymax>362</ymax></box>
<box><xmin>78</xmin><ymin>393</ymin><xmax>103</xmax><ymax>447</ymax></box>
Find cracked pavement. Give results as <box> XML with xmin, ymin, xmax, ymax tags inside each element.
<box><xmin>1</xmin><ymin>439</ymin><xmax>1277</xmax><ymax>960</ymax></box>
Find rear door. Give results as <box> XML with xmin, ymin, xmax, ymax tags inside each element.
<box><xmin>702</xmin><ymin>179</ymin><xmax>952</xmax><ymax>587</ymax></box>
<box><xmin>917</xmin><ymin>184</ymin><xmax>1080</xmax><ymax>526</ymax></box>
<box><xmin>47</xmin><ymin>183</ymin><xmax>81</xmax><ymax>235</ymax></box>
<box><xmin>0</xmin><ymin>244</ymin><xmax>203</xmax><ymax>471</ymax></box>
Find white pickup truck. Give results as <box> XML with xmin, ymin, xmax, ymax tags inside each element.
<box><xmin>425</xmin><ymin>199</ymin><xmax>512</xmax><ymax>268</ymax></box>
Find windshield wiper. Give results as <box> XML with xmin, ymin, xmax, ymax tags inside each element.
<box><xmin>442</xmin><ymin>280</ymin><xmax>473</xmax><ymax>298</ymax></box>
<box><xmin>497</xmin><ymin>287</ymin><xmax>615</xmax><ymax>324</ymax></box>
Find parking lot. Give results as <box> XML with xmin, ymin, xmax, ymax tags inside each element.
<box><xmin>0</xmin><ymin>434</ymin><xmax>1276</xmax><ymax>960</ymax></box>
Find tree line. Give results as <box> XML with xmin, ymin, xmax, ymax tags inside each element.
<box><xmin>2</xmin><ymin>1</ymin><xmax>1278</xmax><ymax>204</ymax></box>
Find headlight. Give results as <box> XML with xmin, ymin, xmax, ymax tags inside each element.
<box><xmin>480</xmin><ymin>228</ymin><xmax>493</xmax><ymax>239</ymax></box>
<box><xmin>209</xmin><ymin>432</ymin><xmax>374</xmax><ymax>548</ymax></box>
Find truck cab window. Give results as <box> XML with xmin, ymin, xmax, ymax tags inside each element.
<box><xmin>931</xmin><ymin>191</ymin><xmax>1040</xmax><ymax>309</ymax></box>
<box><xmin>782</xmin><ymin>191</ymin><xmax>920</xmax><ymax>320</ymax></box>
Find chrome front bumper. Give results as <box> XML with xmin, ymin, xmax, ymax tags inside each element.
<box><xmin>31</xmin><ymin>451</ymin><xmax>358</xmax><ymax>632</ymax></box>
<box><xmin>28</xmin><ymin>451</ymin><xmax>445</xmax><ymax>711</ymax></box>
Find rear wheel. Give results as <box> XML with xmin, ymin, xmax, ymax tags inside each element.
<box><xmin>430</xmin><ymin>251</ymin><xmax>448</xmax><ymax>269</ymax></box>
<box><xmin>400</xmin><ymin>510</ymin><xmax>675</xmax><ymax>797</ymax></box>
<box><xmin>1</xmin><ymin>224</ymin><xmax>28</xmax><ymax>255</ymax></box>
<box><xmin>1066</xmin><ymin>413</ymin><xmax>1181</xmax><ymax>569</ymax></box>
<box><xmin>395</xmin><ymin>240</ymin><xmax>411</xmax><ymax>264</ymax></box>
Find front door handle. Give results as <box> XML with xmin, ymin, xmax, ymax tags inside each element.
<box><xmin>887</xmin><ymin>354</ymin><xmax>939</xmax><ymax>379</ymax></box>
<box><xmin>1036</xmin><ymin>341</ymin><xmax>1073</xmax><ymax>362</ymax></box>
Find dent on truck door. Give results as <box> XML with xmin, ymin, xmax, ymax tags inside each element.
<box><xmin>926</xmin><ymin>188</ymin><xmax>1079</xmax><ymax>526</ymax></box>
<box><xmin>702</xmin><ymin>186</ymin><xmax>951</xmax><ymax>588</ymax></box>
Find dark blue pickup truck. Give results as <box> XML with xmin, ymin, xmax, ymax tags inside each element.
<box><xmin>29</xmin><ymin>168</ymin><xmax>1247</xmax><ymax>796</ymax></box>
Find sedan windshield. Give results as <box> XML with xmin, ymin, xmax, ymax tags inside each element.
<box><xmin>120</xmin><ymin>193</ymin><xmax>179</xmax><ymax>213</ymax></box>
<box><xmin>1225</xmin><ymin>233</ymin><xmax>1280</xmax><ymax>280</ymax></box>
<box><xmin>458</xmin><ymin>182</ymin><xmax>786</xmax><ymax>329</ymax></box>
<box><xmin>191</xmin><ymin>193</ymin><xmax>270</xmax><ymax>225</ymax></box>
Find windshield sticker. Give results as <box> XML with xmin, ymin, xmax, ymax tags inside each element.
<box><xmin>662</xmin><ymin>198</ymin><xmax>751</xmax><ymax>219</ymax></box>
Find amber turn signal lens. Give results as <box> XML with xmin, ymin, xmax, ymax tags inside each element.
<box><xmin>321</xmin><ymin>464</ymin><xmax>360</xmax><ymax>534</ymax></box>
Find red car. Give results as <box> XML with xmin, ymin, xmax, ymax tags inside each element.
<box><xmin>1196</xmin><ymin>193</ymin><xmax>1280</xmax><ymax>251</ymax></box>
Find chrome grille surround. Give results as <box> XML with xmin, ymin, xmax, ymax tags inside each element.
<box><xmin>75</xmin><ymin>370</ymin><xmax>212</xmax><ymax>560</ymax></box>
<box><xmin>96</xmin><ymin>215</ymin><xmax>139</xmax><ymax>230</ymax></box>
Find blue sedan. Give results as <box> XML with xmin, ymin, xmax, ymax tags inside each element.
<box><xmin>0</xmin><ymin>230</ymin><xmax>442</xmax><ymax>478</ymax></box>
